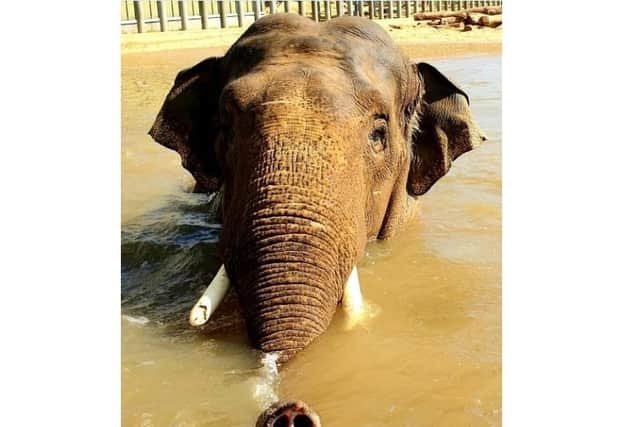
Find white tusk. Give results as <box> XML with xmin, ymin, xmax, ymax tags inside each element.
<box><xmin>343</xmin><ymin>266</ymin><xmax>364</xmax><ymax>328</ymax></box>
<box><xmin>189</xmin><ymin>265</ymin><xmax>231</xmax><ymax>327</ymax></box>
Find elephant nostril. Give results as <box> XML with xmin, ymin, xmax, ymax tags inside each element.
<box><xmin>293</xmin><ymin>414</ymin><xmax>313</xmax><ymax>427</ymax></box>
<box><xmin>273</xmin><ymin>414</ymin><xmax>290</xmax><ymax>427</ymax></box>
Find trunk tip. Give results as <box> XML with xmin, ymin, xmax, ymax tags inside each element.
<box><xmin>256</xmin><ymin>400</ymin><xmax>321</xmax><ymax>427</ymax></box>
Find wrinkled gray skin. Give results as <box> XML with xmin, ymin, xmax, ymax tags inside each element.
<box><xmin>149</xmin><ymin>14</ymin><xmax>485</xmax><ymax>363</ymax></box>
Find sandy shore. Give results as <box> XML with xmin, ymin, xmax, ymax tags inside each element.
<box><xmin>121</xmin><ymin>17</ymin><xmax>501</xmax><ymax>59</ymax></box>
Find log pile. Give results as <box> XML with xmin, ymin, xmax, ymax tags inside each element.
<box><xmin>414</xmin><ymin>6</ymin><xmax>502</xmax><ymax>31</ymax></box>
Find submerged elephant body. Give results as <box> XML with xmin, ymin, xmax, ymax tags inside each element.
<box><xmin>150</xmin><ymin>14</ymin><xmax>484</xmax><ymax>362</ymax></box>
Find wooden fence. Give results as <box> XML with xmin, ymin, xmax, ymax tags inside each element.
<box><xmin>121</xmin><ymin>0</ymin><xmax>502</xmax><ymax>33</ymax></box>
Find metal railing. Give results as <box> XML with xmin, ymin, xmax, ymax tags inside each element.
<box><xmin>121</xmin><ymin>0</ymin><xmax>502</xmax><ymax>33</ymax></box>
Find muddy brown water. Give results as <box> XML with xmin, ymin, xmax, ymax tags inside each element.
<box><xmin>122</xmin><ymin>48</ymin><xmax>501</xmax><ymax>426</ymax></box>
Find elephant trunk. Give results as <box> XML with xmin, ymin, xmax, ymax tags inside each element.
<box><xmin>223</xmin><ymin>137</ymin><xmax>358</xmax><ymax>362</ymax></box>
<box><xmin>228</xmin><ymin>191</ymin><xmax>352</xmax><ymax>362</ymax></box>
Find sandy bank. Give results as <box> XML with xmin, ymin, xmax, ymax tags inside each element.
<box><xmin>121</xmin><ymin>17</ymin><xmax>501</xmax><ymax>59</ymax></box>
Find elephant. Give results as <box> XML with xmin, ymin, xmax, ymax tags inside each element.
<box><xmin>149</xmin><ymin>14</ymin><xmax>486</xmax><ymax>364</ymax></box>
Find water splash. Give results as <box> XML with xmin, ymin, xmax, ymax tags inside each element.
<box><xmin>122</xmin><ymin>314</ymin><xmax>150</xmax><ymax>326</ymax></box>
<box><xmin>252</xmin><ymin>352</ymin><xmax>280</xmax><ymax>410</ymax></box>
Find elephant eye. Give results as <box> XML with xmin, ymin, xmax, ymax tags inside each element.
<box><xmin>369</xmin><ymin>117</ymin><xmax>388</xmax><ymax>153</ymax></box>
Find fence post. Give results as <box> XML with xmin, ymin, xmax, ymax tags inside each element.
<box><xmin>312</xmin><ymin>1</ymin><xmax>319</xmax><ymax>21</ymax></box>
<box><xmin>324</xmin><ymin>1</ymin><xmax>330</xmax><ymax>19</ymax></box>
<box><xmin>156</xmin><ymin>1</ymin><xmax>167</xmax><ymax>31</ymax></box>
<box><xmin>198</xmin><ymin>1</ymin><xmax>208</xmax><ymax>29</ymax></box>
<box><xmin>252</xmin><ymin>0</ymin><xmax>259</xmax><ymax>21</ymax></box>
<box><xmin>178</xmin><ymin>0</ymin><xmax>188</xmax><ymax>30</ymax></box>
<box><xmin>216</xmin><ymin>1</ymin><xmax>227</xmax><ymax>27</ymax></box>
<box><xmin>269</xmin><ymin>0</ymin><xmax>276</xmax><ymax>14</ymax></box>
<box><xmin>299</xmin><ymin>0</ymin><xmax>306</xmax><ymax>17</ymax></box>
<box><xmin>133</xmin><ymin>0</ymin><xmax>144</xmax><ymax>33</ymax></box>
<box><xmin>237</xmin><ymin>0</ymin><xmax>245</xmax><ymax>26</ymax></box>
<box><xmin>284</xmin><ymin>0</ymin><xmax>290</xmax><ymax>12</ymax></box>
<box><xmin>337</xmin><ymin>0</ymin><xmax>343</xmax><ymax>16</ymax></box>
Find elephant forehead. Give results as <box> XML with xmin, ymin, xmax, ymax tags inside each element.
<box><xmin>225</xmin><ymin>26</ymin><xmax>405</xmax><ymax>87</ymax></box>
<box><xmin>224</xmin><ymin>68</ymin><xmax>393</xmax><ymax>125</ymax></box>
<box><xmin>223</xmin><ymin>55</ymin><xmax>399</xmax><ymax>119</ymax></box>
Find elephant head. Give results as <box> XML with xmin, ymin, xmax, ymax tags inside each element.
<box><xmin>149</xmin><ymin>14</ymin><xmax>485</xmax><ymax>362</ymax></box>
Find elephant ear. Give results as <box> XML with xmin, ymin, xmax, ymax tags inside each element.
<box><xmin>149</xmin><ymin>57</ymin><xmax>225</xmax><ymax>193</ymax></box>
<box><xmin>408</xmin><ymin>62</ymin><xmax>486</xmax><ymax>196</ymax></box>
